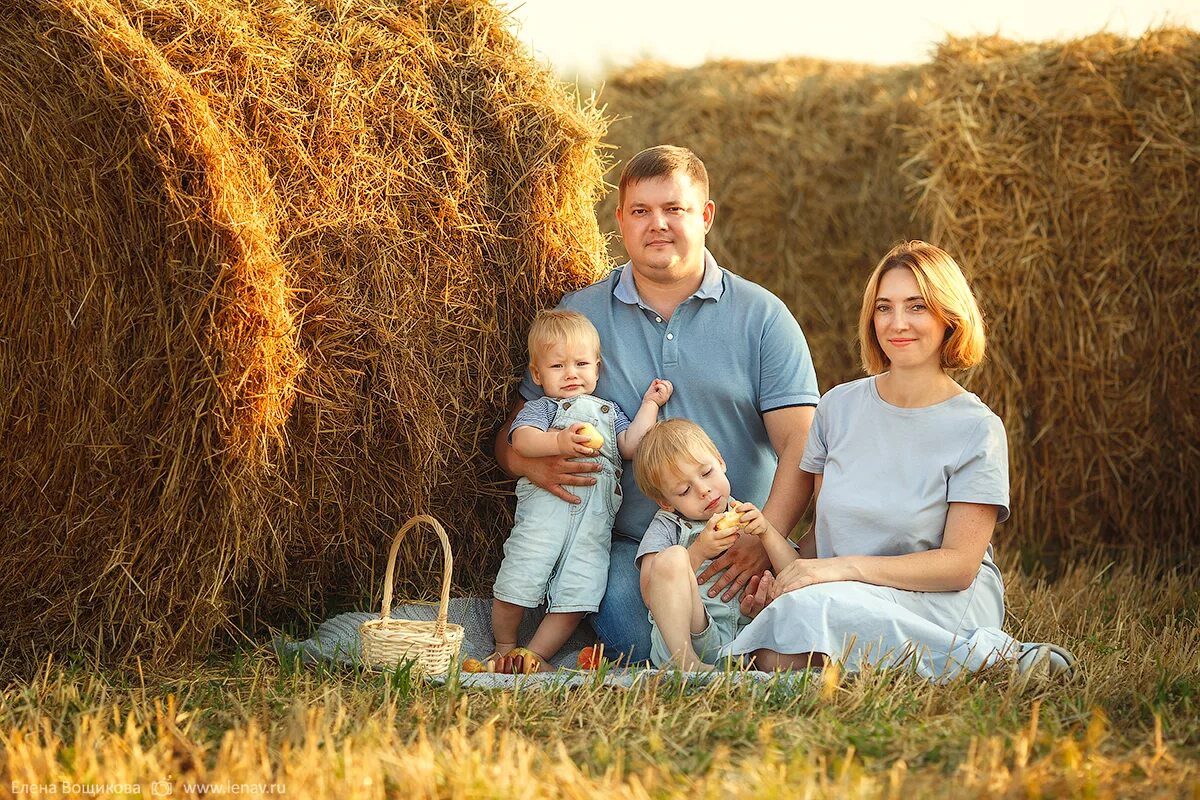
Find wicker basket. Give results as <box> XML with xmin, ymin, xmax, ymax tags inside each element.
<box><xmin>359</xmin><ymin>514</ymin><xmax>465</xmax><ymax>675</ymax></box>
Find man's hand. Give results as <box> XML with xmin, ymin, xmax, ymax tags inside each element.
<box><xmin>522</xmin><ymin>453</ymin><xmax>601</xmax><ymax>504</ymax></box>
<box><xmin>696</xmin><ymin>532</ymin><xmax>772</xmax><ymax>601</ymax></box>
<box><xmin>739</xmin><ymin>571</ymin><xmax>774</xmax><ymax>619</ymax></box>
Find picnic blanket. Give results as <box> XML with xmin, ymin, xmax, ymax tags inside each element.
<box><xmin>273</xmin><ymin>597</ymin><xmax>796</xmax><ymax>688</ymax></box>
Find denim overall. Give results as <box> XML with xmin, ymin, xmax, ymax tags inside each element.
<box><xmin>493</xmin><ymin>394</ymin><xmax>623</xmax><ymax>613</ymax></box>
<box><xmin>648</xmin><ymin>514</ymin><xmax>751</xmax><ymax>666</ymax></box>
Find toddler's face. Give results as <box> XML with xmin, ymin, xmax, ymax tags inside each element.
<box><xmin>531</xmin><ymin>339</ymin><xmax>600</xmax><ymax>399</ymax></box>
<box><xmin>657</xmin><ymin>455</ymin><xmax>731</xmax><ymax>522</ymax></box>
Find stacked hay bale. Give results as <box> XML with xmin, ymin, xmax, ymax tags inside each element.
<box><xmin>598</xmin><ymin>29</ymin><xmax>1198</xmax><ymax>559</ymax></box>
<box><xmin>905</xmin><ymin>31</ymin><xmax>1200</xmax><ymax>559</ymax></box>
<box><xmin>596</xmin><ymin>58</ymin><xmax>925</xmax><ymax>391</ymax></box>
<box><xmin>0</xmin><ymin>0</ymin><xmax>608</xmax><ymax>665</ymax></box>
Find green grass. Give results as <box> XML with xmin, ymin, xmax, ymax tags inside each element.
<box><xmin>2</xmin><ymin>559</ymin><xmax>1197</xmax><ymax>798</ymax></box>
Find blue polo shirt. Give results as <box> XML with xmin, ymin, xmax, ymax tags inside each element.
<box><xmin>520</xmin><ymin>249</ymin><xmax>820</xmax><ymax>540</ymax></box>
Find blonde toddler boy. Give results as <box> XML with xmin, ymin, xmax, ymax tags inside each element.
<box><xmin>491</xmin><ymin>310</ymin><xmax>671</xmax><ymax>671</ymax></box>
<box><xmin>633</xmin><ymin>418</ymin><xmax>779</xmax><ymax>670</ymax></box>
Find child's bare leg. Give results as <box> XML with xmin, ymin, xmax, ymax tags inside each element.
<box><xmin>491</xmin><ymin>598</ymin><xmax>525</xmax><ymax>655</ymax></box>
<box><xmin>525</xmin><ymin>611</ymin><xmax>586</xmax><ymax>671</ymax></box>
<box><xmin>750</xmin><ymin>649</ymin><xmax>826</xmax><ymax>671</ymax></box>
<box><xmin>644</xmin><ymin>546</ymin><xmax>714</xmax><ymax>671</ymax></box>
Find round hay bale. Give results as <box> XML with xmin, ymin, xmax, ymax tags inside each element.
<box><xmin>595</xmin><ymin>58</ymin><xmax>926</xmax><ymax>392</ymax></box>
<box><xmin>904</xmin><ymin>29</ymin><xmax>1200</xmax><ymax>562</ymax></box>
<box><xmin>0</xmin><ymin>0</ymin><xmax>609</xmax><ymax>666</ymax></box>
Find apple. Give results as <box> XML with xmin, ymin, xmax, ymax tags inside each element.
<box><xmin>577</xmin><ymin>422</ymin><xmax>604</xmax><ymax>450</ymax></box>
<box><xmin>714</xmin><ymin>497</ymin><xmax>743</xmax><ymax>531</ymax></box>
<box><xmin>577</xmin><ymin>644</ymin><xmax>604</xmax><ymax>670</ymax></box>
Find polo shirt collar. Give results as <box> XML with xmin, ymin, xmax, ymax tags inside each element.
<box><xmin>613</xmin><ymin>248</ymin><xmax>726</xmax><ymax>306</ymax></box>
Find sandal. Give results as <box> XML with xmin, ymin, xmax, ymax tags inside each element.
<box><xmin>485</xmin><ymin>646</ymin><xmax>543</xmax><ymax>675</ymax></box>
<box><xmin>1015</xmin><ymin>642</ymin><xmax>1076</xmax><ymax>681</ymax></box>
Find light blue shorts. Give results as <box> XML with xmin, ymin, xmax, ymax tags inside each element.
<box><xmin>493</xmin><ymin>472</ymin><xmax>621</xmax><ymax>613</ymax></box>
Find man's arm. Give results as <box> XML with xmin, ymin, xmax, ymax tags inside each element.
<box><xmin>696</xmin><ymin>405</ymin><xmax>816</xmax><ymax>600</ymax></box>
<box><xmin>759</xmin><ymin>405</ymin><xmax>816</xmax><ymax>536</ymax></box>
<box><xmin>494</xmin><ymin>394</ymin><xmax>600</xmax><ymax>504</ymax></box>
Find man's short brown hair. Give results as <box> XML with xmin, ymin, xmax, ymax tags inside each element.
<box><xmin>617</xmin><ymin>145</ymin><xmax>709</xmax><ymax>207</ymax></box>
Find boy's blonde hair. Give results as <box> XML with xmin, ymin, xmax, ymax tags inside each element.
<box><xmin>634</xmin><ymin>419</ymin><xmax>722</xmax><ymax>506</ymax></box>
<box><xmin>527</xmin><ymin>309</ymin><xmax>601</xmax><ymax>366</ymax></box>
<box><xmin>858</xmin><ymin>240</ymin><xmax>987</xmax><ymax>374</ymax></box>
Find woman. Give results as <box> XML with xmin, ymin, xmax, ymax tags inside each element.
<box><xmin>722</xmin><ymin>241</ymin><xmax>1074</xmax><ymax>682</ymax></box>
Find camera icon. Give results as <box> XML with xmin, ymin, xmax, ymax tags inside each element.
<box><xmin>150</xmin><ymin>781</ymin><xmax>174</xmax><ymax>796</ymax></box>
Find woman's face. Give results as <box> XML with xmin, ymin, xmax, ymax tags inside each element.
<box><xmin>873</xmin><ymin>267</ymin><xmax>948</xmax><ymax>371</ymax></box>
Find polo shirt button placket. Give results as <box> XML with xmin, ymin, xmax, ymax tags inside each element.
<box><xmin>663</xmin><ymin>324</ymin><xmax>679</xmax><ymax>367</ymax></box>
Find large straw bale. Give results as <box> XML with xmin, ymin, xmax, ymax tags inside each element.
<box><xmin>596</xmin><ymin>58</ymin><xmax>926</xmax><ymax>390</ymax></box>
<box><xmin>904</xmin><ymin>30</ymin><xmax>1200</xmax><ymax>559</ymax></box>
<box><xmin>0</xmin><ymin>0</ymin><xmax>608</xmax><ymax>666</ymax></box>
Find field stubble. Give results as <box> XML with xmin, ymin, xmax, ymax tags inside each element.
<box><xmin>1</xmin><ymin>559</ymin><xmax>1196</xmax><ymax>798</ymax></box>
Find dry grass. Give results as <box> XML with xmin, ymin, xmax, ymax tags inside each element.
<box><xmin>1</xmin><ymin>559</ymin><xmax>1196</xmax><ymax>797</ymax></box>
<box><xmin>0</xmin><ymin>0</ymin><xmax>609</xmax><ymax>667</ymax></box>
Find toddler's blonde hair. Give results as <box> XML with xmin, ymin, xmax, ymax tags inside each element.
<box><xmin>634</xmin><ymin>419</ymin><xmax>722</xmax><ymax>506</ymax></box>
<box><xmin>527</xmin><ymin>309</ymin><xmax>601</xmax><ymax>366</ymax></box>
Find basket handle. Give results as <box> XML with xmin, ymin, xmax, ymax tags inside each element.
<box><xmin>378</xmin><ymin>514</ymin><xmax>453</xmax><ymax>636</ymax></box>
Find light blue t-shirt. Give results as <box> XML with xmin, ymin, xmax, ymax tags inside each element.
<box><xmin>800</xmin><ymin>375</ymin><xmax>1009</xmax><ymax>582</ymax></box>
<box><xmin>520</xmin><ymin>249</ymin><xmax>820</xmax><ymax>540</ymax></box>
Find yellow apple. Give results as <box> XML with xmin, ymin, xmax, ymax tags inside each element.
<box><xmin>577</xmin><ymin>422</ymin><xmax>605</xmax><ymax>450</ymax></box>
<box><xmin>714</xmin><ymin>497</ymin><xmax>743</xmax><ymax>531</ymax></box>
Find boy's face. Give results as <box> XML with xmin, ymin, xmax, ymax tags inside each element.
<box><xmin>530</xmin><ymin>339</ymin><xmax>600</xmax><ymax>399</ymax></box>
<box><xmin>657</xmin><ymin>454</ymin><xmax>731</xmax><ymax>522</ymax></box>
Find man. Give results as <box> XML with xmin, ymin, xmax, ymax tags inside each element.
<box><xmin>494</xmin><ymin>145</ymin><xmax>819</xmax><ymax>663</ymax></box>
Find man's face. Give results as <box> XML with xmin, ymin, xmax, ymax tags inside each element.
<box><xmin>616</xmin><ymin>172</ymin><xmax>714</xmax><ymax>283</ymax></box>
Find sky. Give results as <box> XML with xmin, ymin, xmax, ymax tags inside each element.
<box><xmin>501</xmin><ymin>0</ymin><xmax>1200</xmax><ymax>80</ymax></box>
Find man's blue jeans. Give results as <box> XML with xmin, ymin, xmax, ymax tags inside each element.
<box><xmin>588</xmin><ymin>533</ymin><xmax>651</xmax><ymax>664</ymax></box>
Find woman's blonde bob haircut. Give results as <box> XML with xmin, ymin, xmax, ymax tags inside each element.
<box><xmin>527</xmin><ymin>309</ymin><xmax>601</xmax><ymax>366</ymax></box>
<box><xmin>859</xmin><ymin>240</ymin><xmax>986</xmax><ymax>374</ymax></box>
<box><xmin>634</xmin><ymin>418</ymin><xmax>722</xmax><ymax>507</ymax></box>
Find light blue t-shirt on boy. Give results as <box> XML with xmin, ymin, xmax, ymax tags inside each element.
<box><xmin>520</xmin><ymin>249</ymin><xmax>820</xmax><ymax>541</ymax></box>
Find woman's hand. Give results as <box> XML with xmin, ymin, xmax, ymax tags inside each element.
<box><xmin>770</xmin><ymin>558</ymin><xmax>852</xmax><ymax>598</ymax></box>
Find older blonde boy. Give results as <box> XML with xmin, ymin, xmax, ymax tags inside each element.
<box><xmin>491</xmin><ymin>310</ymin><xmax>671</xmax><ymax>672</ymax></box>
<box><xmin>633</xmin><ymin>419</ymin><xmax>778</xmax><ymax>671</ymax></box>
